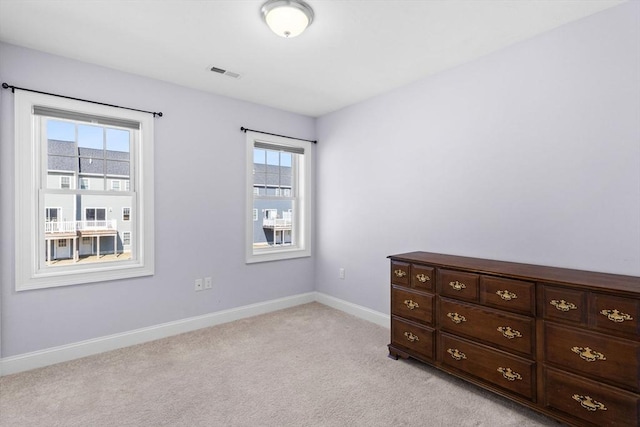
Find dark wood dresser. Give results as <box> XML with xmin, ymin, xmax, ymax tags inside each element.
<box><xmin>388</xmin><ymin>251</ymin><xmax>640</xmax><ymax>427</ymax></box>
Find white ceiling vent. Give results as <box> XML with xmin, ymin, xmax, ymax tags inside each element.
<box><xmin>210</xmin><ymin>66</ymin><xmax>241</xmax><ymax>79</ymax></box>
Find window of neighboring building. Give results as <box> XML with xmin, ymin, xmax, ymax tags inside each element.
<box><xmin>58</xmin><ymin>240</ymin><xmax>67</xmax><ymax>247</ymax></box>
<box><xmin>245</xmin><ymin>131</ymin><xmax>312</xmax><ymax>263</ymax></box>
<box><xmin>253</xmin><ymin>209</ymin><xmax>258</xmax><ymax>221</ymax></box>
<box><xmin>60</xmin><ymin>176</ymin><xmax>71</xmax><ymax>189</ymax></box>
<box><xmin>14</xmin><ymin>90</ymin><xmax>155</xmax><ymax>291</ymax></box>
<box><xmin>123</xmin><ymin>207</ymin><xmax>131</xmax><ymax>221</ymax></box>
<box><xmin>111</xmin><ymin>180</ymin><xmax>120</xmax><ymax>191</ymax></box>
<box><xmin>122</xmin><ymin>231</ymin><xmax>131</xmax><ymax>246</ymax></box>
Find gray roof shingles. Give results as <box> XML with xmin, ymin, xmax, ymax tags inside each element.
<box><xmin>48</xmin><ymin>140</ymin><xmax>129</xmax><ymax>176</ymax></box>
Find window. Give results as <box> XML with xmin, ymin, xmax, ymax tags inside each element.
<box><xmin>253</xmin><ymin>209</ymin><xmax>258</xmax><ymax>221</ymax></box>
<box><xmin>123</xmin><ymin>207</ymin><xmax>131</xmax><ymax>221</ymax></box>
<box><xmin>58</xmin><ymin>239</ymin><xmax>67</xmax><ymax>247</ymax></box>
<box><xmin>111</xmin><ymin>180</ymin><xmax>120</xmax><ymax>191</ymax></box>
<box><xmin>245</xmin><ymin>131</ymin><xmax>312</xmax><ymax>263</ymax></box>
<box><xmin>60</xmin><ymin>176</ymin><xmax>71</xmax><ymax>189</ymax></box>
<box><xmin>122</xmin><ymin>232</ymin><xmax>131</xmax><ymax>246</ymax></box>
<box><xmin>14</xmin><ymin>90</ymin><xmax>154</xmax><ymax>290</ymax></box>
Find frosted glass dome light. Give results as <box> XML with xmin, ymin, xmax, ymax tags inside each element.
<box><xmin>261</xmin><ymin>0</ymin><xmax>314</xmax><ymax>38</ymax></box>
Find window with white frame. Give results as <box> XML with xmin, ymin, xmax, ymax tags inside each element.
<box><xmin>60</xmin><ymin>176</ymin><xmax>71</xmax><ymax>189</ymax></box>
<box><xmin>245</xmin><ymin>131</ymin><xmax>311</xmax><ymax>263</ymax></box>
<box><xmin>111</xmin><ymin>180</ymin><xmax>120</xmax><ymax>191</ymax></box>
<box><xmin>14</xmin><ymin>90</ymin><xmax>154</xmax><ymax>291</ymax></box>
<box><xmin>122</xmin><ymin>207</ymin><xmax>131</xmax><ymax>221</ymax></box>
<box><xmin>122</xmin><ymin>231</ymin><xmax>131</xmax><ymax>246</ymax></box>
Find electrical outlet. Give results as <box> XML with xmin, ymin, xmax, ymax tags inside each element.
<box><xmin>339</xmin><ymin>268</ymin><xmax>345</xmax><ymax>279</ymax></box>
<box><xmin>204</xmin><ymin>277</ymin><xmax>212</xmax><ymax>290</ymax></box>
<box><xmin>194</xmin><ymin>278</ymin><xmax>203</xmax><ymax>291</ymax></box>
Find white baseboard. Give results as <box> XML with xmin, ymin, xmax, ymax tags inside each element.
<box><xmin>0</xmin><ymin>291</ymin><xmax>388</xmax><ymax>376</ymax></box>
<box><xmin>314</xmin><ymin>292</ymin><xmax>390</xmax><ymax>328</ymax></box>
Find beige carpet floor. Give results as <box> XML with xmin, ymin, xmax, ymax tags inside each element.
<box><xmin>0</xmin><ymin>302</ymin><xmax>561</xmax><ymax>426</ymax></box>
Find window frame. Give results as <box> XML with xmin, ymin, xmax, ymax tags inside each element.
<box><xmin>14</xmin><ymin>90</ymin><xmax>155</xmax><ymax>291</ymax></box>
<box><xmin>60</xmin><ymin>176</ymin><xmax>71</xmax><ymax>189</ymax></box>
<box><xmin>245</xmin><ymin>131</ymin><xmax>312</xmax><ymax>263</ymax></box>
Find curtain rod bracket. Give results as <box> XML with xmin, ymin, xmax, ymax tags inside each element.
<box><xmin>2</xmin><ymin>82</ymin><xmax>163</xmax><ymax>118</ymax></box>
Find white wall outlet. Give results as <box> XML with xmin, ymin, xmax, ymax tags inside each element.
<box><xmin>339</xmin><ymin>268</ymin><xmax>345</xmax><ymax>279</ymax></box>
<box><xmin>204</xmin><ymin>277</ymin><xmax>212</xmax><ymax>290</ymax></box>
<box><xmin>194</xmin><ymin>278</ymin><xmax>203</xmax><ymax>291</ymax></box>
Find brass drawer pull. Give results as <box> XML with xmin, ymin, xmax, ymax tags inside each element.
<box><xmin>497</xmin><ymin>326</ymin><xmax>522</xmax><ymax>339</ymax></box>
<box><xmin>600</xmin><ymin>309</ymin><xmax>633</xmax><ymax>323</ymax></box>
<box><xmin>497</xmin><ymin>367</ymin><xmax>522</xmax><ymax>381</ymax></box>
<box><xmin>572</xmin><ymin>394</ymin><xmax>607</xmax><ymax>412</ymax></box>
<box><xmin>496</xmin><ymin>290</ymin><xmax>517</xmax><ymax>301</ymax></box>
<box><xmin>447</xmin><ymin>312</ymin><xmax>466</xmax><ymax>324</ymax></box>
<box><xmin>447</xmin><ymin>348</ymin><xmax>467</xmax><ymax>361</ymax></box>
<box><xmin>394</xmin><ymin>269</ymin><xmax>407</xmax><ymax>278</ymax></box>
<box><xmin>404</xmin><ymin>331</ymin><xmax>419</xmax><ymax>342</ymax></box>
<box><xmin>571</xmin><ymin>346</ymin><xmax>606</xmax><ymax>362</ymax></box>
<box><xmin>449</xmin><ymin>281</ymin><xmax>466</xmax><ymax>291</ymax></box>
<box><xmin>415</xmin><ymin>273</ymin><xmax>430</xmax><ymax>283</ymax></box>
<box><xmin>550</xmin><ymin>299</ymin><xmax>577</xmax><ymax>312</ymax></box>
<box><xmin>403</xmin><ymin>299</ymin><xmax>419</xmax><ymax>310</ymax></box>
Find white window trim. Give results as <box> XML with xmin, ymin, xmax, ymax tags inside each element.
<box><xmin>80</xmin><ymin>177</ymin><xmax>90</xmax><ymax>190</ymax></box>
<box><xmin>60</xmin><ymin>175</ymin><xmax>71</xmax><ymax>189</ymax></box>
<box><xmin>245</xmin><ymin>131</ymin><xmax>312</xmax><ymax>263</ymax></box>
<box><xmin>14</xmin><ymin>90</ymin><xmax>154</xmax><ymax>291</ymax></box>
<box><xmin>122</xmin><ymin>207</ymin><xmax>131</xmax><ymax>221</ymax></box>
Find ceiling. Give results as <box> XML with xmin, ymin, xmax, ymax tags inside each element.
<box><xmin>0</xmin><ymin>0</ymin><xmax>626</xmax><ymax>117</ymax></box>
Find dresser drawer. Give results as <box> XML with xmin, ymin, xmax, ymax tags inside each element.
<box><xmin>544</xmin><ymin>367</ymin><xmax>639</xmax><ymax>427</ymax></box>
<box><xmin>542</xmin><ymin>285</ymin><xmax>587</xmax><ymax>325</ymax></box>
<box><xmin>391</xmin><ymin>287</ymin><xmax>434</xmax><ymax>325</ymax></box>
<box><xmin>480</xmin><ymin>276</ymin><xmax>535</xmax><ymax>315</ymax></box>
<box><xmin>391</xmin><ymin>261</ymin><xmax>411</xmax><ymax>287</ymax></box>
<box><xmin>391</xmin><ymin>317</ymin><xmax>435</xmax><ymax>361</ymax></box>
<box><xmin>439</xmin><ymin>298</ymin><xmax>534</xmax><ymax>356</ymax></box>
<box><xmin>411</xmin><ymin>264</ymin><xmax>434</xmax><ymax>292</ymax></box>
<box><xmin>592</xmin><ymin>293</ymin><xmax>639</xmax><ymax>338</ymax></box>
<box><xmin>440</xmin><ymin>333</ymin><xmax>535</xmax><ymax>400</ymax></box>
<box><xmin>439</xmin><ymin>269</ymin><xmax>479</xmax><ymax>302</ymax></box>
<box><xmin>544</xmin><ymin>322</ymin><xmax>640</xmax><ymax>392</ymax></box>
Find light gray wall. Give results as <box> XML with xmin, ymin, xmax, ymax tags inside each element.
<box><xmin>0</xmin><ymin>43</ymin><xmax>316</xmax><ymax>357</ymax></box>
<box><xmin>315</xmin><ymin>2</ymin><xmax>640</xmax><ymax>314</ymax></box>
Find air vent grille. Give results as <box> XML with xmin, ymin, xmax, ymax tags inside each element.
<box><xmin>210</xmin><ymin>66</ymin><xmax>241</xmax><ymax>79</ymax></box>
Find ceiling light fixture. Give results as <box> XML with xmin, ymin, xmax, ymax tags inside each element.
<box><xmin>261</xmin><ymin>0</ymin><xmax>314</xmax><ymax>38</ymax></box>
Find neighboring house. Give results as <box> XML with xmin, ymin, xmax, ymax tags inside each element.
<box><xmin>252</xmin><ymin>162</ymin><xmax>293</xmax><ymax>246</ymax></box>
<box><xmin>45</xmin><ymin>139</ymin><xmax>132</xmax><ymax>263</ymax></box>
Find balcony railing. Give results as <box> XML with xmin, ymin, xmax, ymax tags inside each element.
<box><xmin>45</xmin><ymin>220</ymin><xmax>117</xmax><ymax>233</ymax></box>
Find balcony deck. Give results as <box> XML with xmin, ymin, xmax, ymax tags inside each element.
<box><xmin>45</xmin><ymin>220</ymin><xmax>118</xmax><ymax>236</ymax></box>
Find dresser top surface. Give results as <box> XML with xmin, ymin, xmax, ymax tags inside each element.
<box><xmin>389</xmin><ymin>251</ymin><xmax>640</xmax><ymax>295</ymax></box>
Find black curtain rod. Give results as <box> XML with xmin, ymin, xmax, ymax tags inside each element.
<box><xmin>1</xmin><ymin>83</ymin><xmax>163</xmax><ymax>118</ymax></box>
<box><xmin>241</xmin><ymin>126</ymin><xmax>317</xmax><ymax>144</ymax></box>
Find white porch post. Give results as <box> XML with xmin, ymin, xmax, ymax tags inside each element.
<box><xmin>97</xmin><ymin>236</ymin><xmax>101</xmax><ymax>259</ymax></box>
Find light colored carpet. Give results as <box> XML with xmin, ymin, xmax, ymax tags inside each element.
<box><xmin>0</xmin><ymin>302</ymin><xmax>561</xmax><ymax>426</ymax></box>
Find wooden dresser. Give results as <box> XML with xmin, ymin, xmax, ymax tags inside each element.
<box><xmin>388</xmin><ymin>252</ymin><xmax>640</xmax><ymax>427</ymax></box>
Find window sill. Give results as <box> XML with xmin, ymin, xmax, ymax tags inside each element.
<box><xmin>246</xmin><ymin>247</ymin><xmax>311</xmax><ymax>264</ymax></box>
